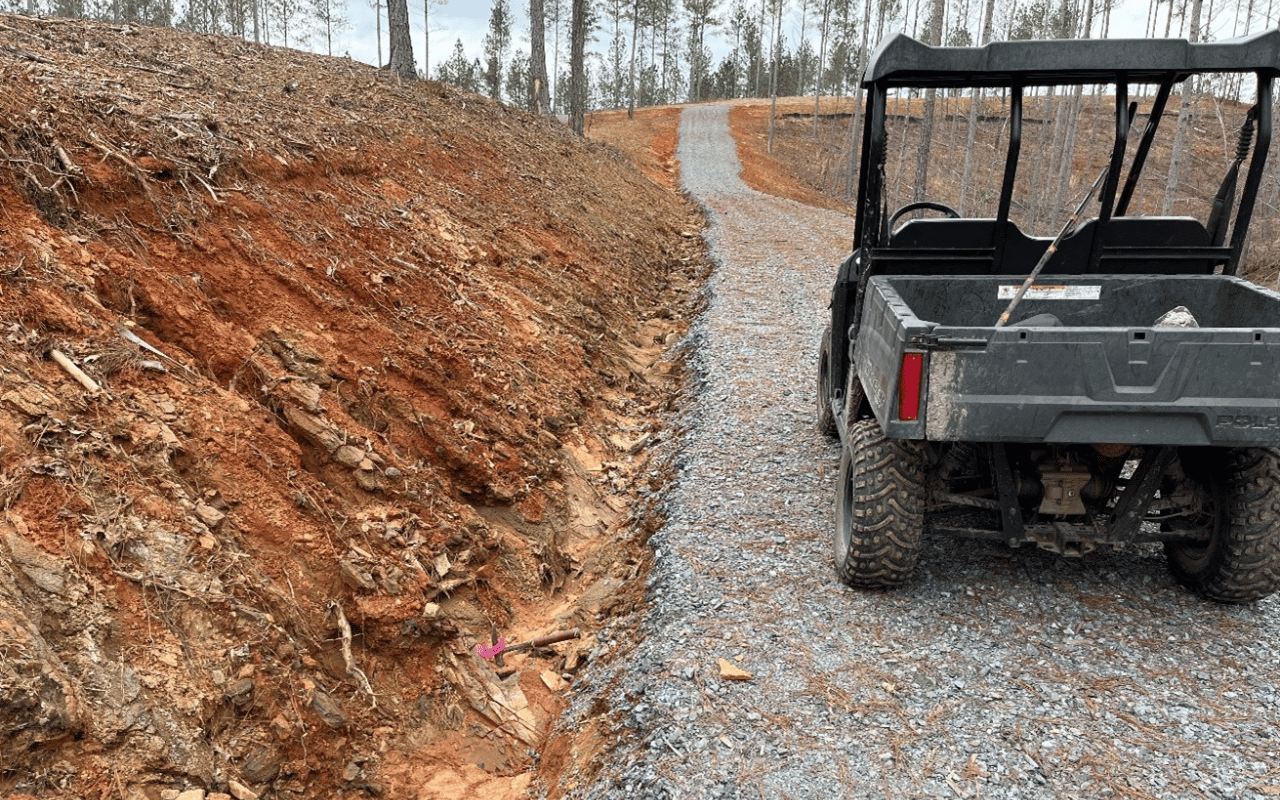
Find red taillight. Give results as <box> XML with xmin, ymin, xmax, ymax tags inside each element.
<box><xmin>898</xmin><ymin>352</ymin><xmax>924</xmax><ymax>421</ymax></box>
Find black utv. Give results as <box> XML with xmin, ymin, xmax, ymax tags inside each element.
<box><xmin>818</xmin><ymin>31</ymin><xmax>1280</xmax><ymax>602</ymax></box>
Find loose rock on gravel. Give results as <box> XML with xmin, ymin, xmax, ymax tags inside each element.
<box><xmin>550</xmin><ymin>103</ymin><xmax>1280</xmax><ymax>800</ymax></box>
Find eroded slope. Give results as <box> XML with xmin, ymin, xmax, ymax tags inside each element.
<box><xmin>0</xmin><ymin>15</ymin><xmax>703</xmax><ymax>799</ymax></box>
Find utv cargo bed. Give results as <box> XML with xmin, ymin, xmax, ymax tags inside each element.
<box><xmin>857</xmin><ymin>274</ymin><xmax>1280</xmax><ymax>446</ymax></box>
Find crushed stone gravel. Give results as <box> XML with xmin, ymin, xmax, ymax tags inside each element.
<box><xmin>551</xmin><ymin>103</ymin><xmax>1280</xmax><ymax>800</ymax></box>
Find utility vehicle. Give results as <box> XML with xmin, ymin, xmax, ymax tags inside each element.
<box><xmin>817</xmin><ymin>31</ymin><xmax>1280</xmax><ymax>602</ymax></box>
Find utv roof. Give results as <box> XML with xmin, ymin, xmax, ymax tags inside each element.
<box><xmin>864</xmin><ymin>29</ymin><xmax>1280</xmax><ymax>88</ymax></box>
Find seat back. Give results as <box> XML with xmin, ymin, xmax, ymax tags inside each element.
<box><xmin>880</xmin><ymin>216</ymin><xmax>1216</xmax><ymax>276</ymax></box>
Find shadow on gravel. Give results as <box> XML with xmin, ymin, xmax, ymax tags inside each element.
<box><xmin>886</xmin><ymin>533</ymin><xmax>1272</xmax><ymax>624</ymax></box>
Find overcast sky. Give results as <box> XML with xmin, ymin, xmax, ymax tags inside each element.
<box><xmin>327</xmin><ymin>1</ymin><xmax>1204</xmax><ymax>82</ymax></box>
<box><xmin>337</xmin><ymin>2</ymin><xmax>515</xmax><ymax>76</ymax></box>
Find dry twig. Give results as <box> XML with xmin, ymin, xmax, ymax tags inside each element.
<box><xmin>504</xmin><ymin>628</ymin><xmax>582</xmax><ymax>654</ymax></box>
<box><xmin>330</xmin><ymin>600</ymin><xmax>377</xmax><ymax>708</ymax></box>
<box><xmin>50</xmin><ymin>348</ymin><xmax>103</xmax><ymax>394</ymax></box>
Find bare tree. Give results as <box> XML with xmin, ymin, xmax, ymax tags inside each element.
<box><xmin>425</xmin><ymin>0</ymin><xmax>448</xmax><ymax>76</ymax></box>
<box><xmin>959</xmin><ymin>0</ymin><xmax>996</xmax><ymax>213</ymax></box>
<box><xmin>844</xmin><ymin>0</ymin><xmax>875</xmax><ymax>197</ymax></box>
<box><xmin>628</xmin><ymin>0</ymin><xmax>642</xmax><ymax>116</ymax></box>
<box><xmin>1050</xmin><ymin>0</ymin><xmax>1090</xmax><ymax>218</ymax></box>
<box><xmin>912</xmin><ymin>0</ymin><xmax>945</xmax><ymax>201</ymax></box>
<box><xmin>813</xmin><ymin>0</ymin><xmax>832</xmax><ymax>136</ymax></box>
<box><xmin>767</xmin><ymin>0</ymin><xmax>784</xmax><ymax>152</ymax></box>
<box><xmin>313</xmin><ymin>0</ymin><xmax>349</xmax><ymax>55</ymax></box>
<box><xmin>1163</xmin><ymin>0</ymin><xmax>1203</xmax><ymax>213</ymax></box>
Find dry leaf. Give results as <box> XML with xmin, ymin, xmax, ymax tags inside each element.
<box><xmin>717</xmin><ymin>658</ymin><xmax>752</xmax><ymax>681</ymax></box>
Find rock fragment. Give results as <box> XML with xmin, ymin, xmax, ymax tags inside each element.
<box><xmin>312</xmin><ymin>689</ymin><xmax>347</xmax><ymax>728</ymax></box>
<box><xmin>227</xmin><ymin>780</ymin><xmax>259</xmax><ymax>800</ymax></box>
<box><xmin>717</xmin><ymin>658</ymin><xmax>753</xmax><ymax>681</ymax></box>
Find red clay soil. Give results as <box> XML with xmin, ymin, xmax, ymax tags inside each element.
<box><xmin>0</xmin><ymin>14</ymin><xmax>704</xmax><ymax>800</ymax></box>
<box><xmin>587</xmin><ymin>106</ymin><xmax>683</xmax><ymax>192</ymax></box>
<box><xmin>730</xmin><ymin>98</ymin><xmax>858</xmax><ymax>215</ymax></box>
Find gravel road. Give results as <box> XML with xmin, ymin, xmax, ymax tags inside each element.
<box><xmin>553</xmin><ymin>104</ymin><xmax>1280</xmax><ymax>800</ymax></box>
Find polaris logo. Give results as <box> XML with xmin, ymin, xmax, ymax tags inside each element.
<box><xmin>1216</xmin><ymin>414</ymin><xmax>1280</xmax><ymax>429</ymax></box>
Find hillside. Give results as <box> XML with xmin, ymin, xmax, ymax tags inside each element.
<box><xmin>0</xmin><ymin>14</ymin><xmax>704</xmax><ymax>800</ymax></box>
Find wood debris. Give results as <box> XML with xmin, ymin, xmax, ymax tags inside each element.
<box><xmin>49</xmin><ymin>349</ymin><xmax>101</xmax><ymax>395</ymax></box>
<box><xmin>717</xmin><ymin>658</ymin><xmax>753</xmax><ymax>681</ymax></box>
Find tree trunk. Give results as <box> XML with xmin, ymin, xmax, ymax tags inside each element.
<box><xmin>767</xmin><ymin>0</ymin><xmax>783</xmax><ymax>153</ymax></box>
<box><xmin>844</xmin><ymin>0</ymin><xmax>875</xmax><ymax>197</ymax></box>
<box><xmin>756</xmin><ymin>0</ymin><xmax>767</xmax><ymax>97</ymax></box>
<box><xmin>387</xmin><ymin>0</ymin><xmax>416</xmax><ymax>79</ymax></box>
<box><xmin>570</xmin><ymin>0</ymin><xmax>588</xmax><ymax>134</ymax></box>
<box><xmin>531</xmin><ymin>0</ymin><xmax>553</xmax><ymax>115</ymax></box>
<box><xmin>911</xmin><ymin>0</ymin><xmax>945</xmax><ymax>202</ymax></box>
<box><xmin>813</xmin><ymin>0</ymin><xmax>831</xmax><ymax>137</ymax></box>
<box><xmin>375</xmin><ymin>0</ymin><xmax>383</xmax><ymax>68</ymax></box>
<box><xmin>959</xmin><ymin>0</ymin><xmax>996</xmax><ymax>213</ymax></box>
<box><xmin>1163</xmin><ymin>0</ymin><xmax>1203</xmax><ymax>214</ymax></box>
<box><xmin>1050</xmin><ymin>0</ymin><xmax>1091</xmax><ymax>218</ymax></box>
<box><xmin>627</xmin><ymin>0</ymin><xmax>640</xmax><ymax>117</ymax></box>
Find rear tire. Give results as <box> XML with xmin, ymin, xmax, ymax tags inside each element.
<box><xmin>834</xmin><ymin>419</ymin><xmax>926</xmax><ymax>589</ymax></box>
<box><xmin>1165</xmin><ymin>447</ymin><xmax>1280</xmax><ymax>603</ymax></box>
<box><xmin>816</xmin><ymin>325</ymin><xmax>837</xmax><ymax>437</ymax></box>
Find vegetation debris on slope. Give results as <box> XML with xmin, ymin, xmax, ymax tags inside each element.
<box><xmin>0</xmin><ymin>14</ymin><xmax>705</xmax><ymax>799</ymax></box>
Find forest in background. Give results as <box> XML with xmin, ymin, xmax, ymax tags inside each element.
<box><xmin>10</xmin><ymin>0</ymin><xmax>1280</xmax><ymax>272</ymax></box>
<box><xmin>9</xmin><ymin>0</ymin><xmax>1280</xmax><ymax>112</ymax></box>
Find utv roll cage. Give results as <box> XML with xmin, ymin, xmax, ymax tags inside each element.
<box><xmin>832</xmin><ymin>30</ymin><xmax>1280</xmax><ymax>404</ymax></box>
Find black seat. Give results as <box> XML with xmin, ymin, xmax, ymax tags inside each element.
<box><xmin>881</xmin><ymin>216</ymin><xmax>1216</xmax><ymax>276</ymax></box>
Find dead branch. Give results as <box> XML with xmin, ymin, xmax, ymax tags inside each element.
<box><xmin>504</xmin><ymin>628</ymin><xmax>581</xmax><ymax>654</ymax></box>
<box><xmin>112</xmin><ymin>61</ymin><xmax>188</xmax><ymax>82</ymax></box>
<box><xmin>0</xmin><ymin>44</ymin><xmax>56</xmax><ymax>65</ymax></box>
<box><xmin>50</xmin><ymin>349</ymin><xmax>103</xmax><ymax>395</ymax></box>
<box><xmin>330</xmin><ymin>600</ymin><xmax>377</xmax><ymax>708</ymax></box>
<box><xmin>191</xmin><ymin>171</ymin><xmax>222</xmax><ymax>204</ymax></box>
<box><xmin>115</xmin><ymin>324</ymin><xmax>198</xmax><ymax>378</ymax></box>
<box><xmin>87</xmin><ymin>130</ymin><xmax>160</xmax><ymax>211</ymax></box>
<box><xmin>54</xmin><ymin>145</ymin><xmax>80</xmax><ymax>175</ymax></box>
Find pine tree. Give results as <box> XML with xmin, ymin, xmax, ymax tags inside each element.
<box><xmin>570</xmin><ymin>0</ymin><xmax>589</xmax><ymax>132</ymax></box>
<box><xmin>312</xmin><ymin>0</ymin><xmax>349</xmax><ymax>55</ymax></box>
<box><xmin>628</xmin><ymin>0</ymin><xmax>642</xmax><ymax>114</ymax></box>
<box><xmin>530</xmin><ymin>0</ymin><xmax>553</xmax><ymax>114</ymax></box>
<box><xmin>424</xmin><ymin>0</ymin><xmax>449</xmax><ymax>78</ymax></box>
<box><xmin>742</xmin><ymin>12</ymin><xmax>763</xmax><ymax>96</ymax></box>
<box><xmin>387</xmin><ymin>0</ymin><xmax>416</xmax><ymax>78</ymax></box>
<box><xmin>604</xmin><ymin>0</ymin><xmax>629</xmax><ymax>106</ymax></box>
<box><xmin>438</xmin><ymin>38</ymin><xmax>481</xmax><ymax>92</ymax></box>
<box><xmin>484</xmin><ymin>0</ymin><xmax>514</xmax><ymax>98</ymax></box>
<box><xmin>726</xmin><ymin>0</ymin><xmax>750</xmax><ymax>97</ymax></box>
<box><xmin>507</xmin><ymin>48</ymin><xmax>533</xmax><ymax>106</ymax></box>
<box><xmin>684</xmin><ymin>0</ymin><xmax>719</xmax><ymax>101</ymax></box>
